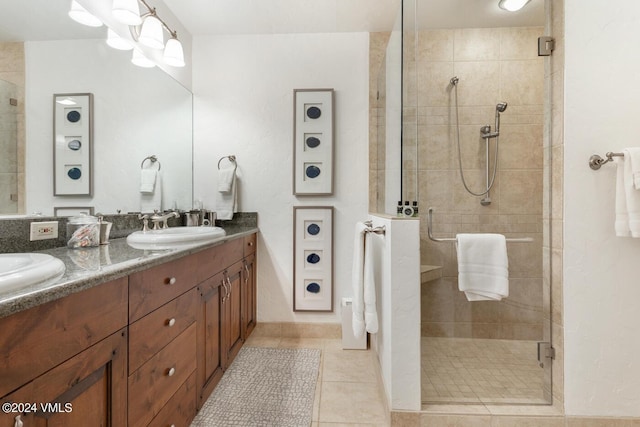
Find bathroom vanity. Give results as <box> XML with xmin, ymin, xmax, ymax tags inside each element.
<box><xmin>0</xmin><ymin>229</ymin><xmax>257</xmax><ymax>427</ymax></box>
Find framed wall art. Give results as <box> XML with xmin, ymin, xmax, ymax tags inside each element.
<box><xmin>293</xmin><ymin>206</ymin><xmax>334</xmax><ymax>312</ymax></box>
<box><xmin>53</xmin><ymin>93</ymin><xmax>93</xmax><ymax>196</ymax></box>
<box><xmin>293</xmin><ymin>89</ymin><xmax>334</xmax><ymax>195</ymax></box>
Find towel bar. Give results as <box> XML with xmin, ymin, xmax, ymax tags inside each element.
<box><xmin>589</xmin><ymin>151</ymin><xmax>623</xmax><ymax>170</ymax></box>
<box><xmin>363</xmin><ymin>220</ymin><xmax>386</xmax><ymax>235</ymax></box>
<box><xmin>140</xmin><ymin>155</ymin><xmax>161</xmax><ymax>170</ymax></box>
<box><xmin>217</xmin><ymin>155</ymin><xmax>237</xmax><ymax>170</ymax></box>
<box><xmin>427</xmin><ymin>208</ymin><xmax>533</xmax><ymax>243</ymax></box>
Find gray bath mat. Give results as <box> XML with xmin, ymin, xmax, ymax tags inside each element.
<box><xmin>191</xmin><ymin>346</ymin><xmax>321</xmax><ymax>427</ymax></box>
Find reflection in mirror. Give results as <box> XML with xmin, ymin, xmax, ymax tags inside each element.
<box><xmin>26</xmin><ymin>39</ymin><xmax>192</xmax><ymax>215</ymax></box>
<box><xmin>0</xmin><ymin>78</ymin><xmax>19</xmax><ymax>214</ymax></box>
<box><xmin>0</xmin><ymin>3</ymin><xmax>193</xmax><ymax>217</ymax></box>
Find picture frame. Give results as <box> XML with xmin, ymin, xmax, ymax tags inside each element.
<box><xmin>293</xmin><ymin>206</ymin><xmax>334</xmax><ymax>312</ymax></box>
<box><xmin>293</xmin><ymin>89</ymin><xmax>334</xmax><ymax>196</ymax></box>
<box><xmin>53</xmin><ymin>93</ymin><xmax>93</xmax><ymax>196</ymax></box>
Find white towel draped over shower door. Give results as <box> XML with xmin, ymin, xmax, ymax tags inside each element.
<box><xmin>352</xmin><ymin>222</ymin><xmax>378</xmax><ymax>338</ymax></box>
<box><xmin>456</xmin><ymin>233</ymin><xmax>509</xmax><ymax>301</ymax></box>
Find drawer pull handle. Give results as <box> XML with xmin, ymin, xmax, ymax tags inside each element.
<box><xmin>167</xmin><ymin>367</ymin><xmax>176</xmax><ymax>377</ymax></box>
<box><xmin>226</xmin><ymin>276</ymin><xmax>232</xmax><ymax>296</ymax></box>
<box><xmin>166</xmin><ymin>277</ymin><xmax>177</xmax><ymax>285</ymax></box>
<box><xmin>166</xmin><ymin>318</ymin><xmax>176</xmax><ymax>327</ymax></box>
<box><xmin>248</xmin><ymin>241</ymin><xmax>253</xmax><ymax>246</ymax></box>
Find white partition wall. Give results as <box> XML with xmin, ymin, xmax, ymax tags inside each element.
<box><xmin>368</xmin><ymin>214</ymin><xmax>421</xmax><ymax>411</ymax></box>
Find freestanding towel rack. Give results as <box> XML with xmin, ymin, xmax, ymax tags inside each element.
<box><xmin>427</xmin><ymin>207</ymin><xmax>533</xmax><ymax>243</ymax></box>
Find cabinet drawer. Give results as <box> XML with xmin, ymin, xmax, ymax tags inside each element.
<box><xmin>0</xmin><ymin>277</ymin><xmax>128</xmax><ymax>398</ymax></box>
<box><xmin>147</xmin><ymin>372</ymin><xmax>197</xmax><ymax>427</ymax></box>
<box><xmin>128</xmin><ymin>323</ymin><xmax>197</xmax><ymax>427</ymax></box>
<box><xmin>244</xmin><ymin>233</ymin><xmax>256</xmax><ymax>256</ymax></box>
<box><xmin>129</xmin><ymin>255</ymin><xmax>198</xmax><ymax>322</ymax></box>
<box><xmin>195</xmin><ymin>238</ymin><xmax>244</xmax><ymax>283</ymax></box>
<box><xmin>129</xmin><ymin>288</ymin><xmax>198</xmax><ymax>373</ymax></box>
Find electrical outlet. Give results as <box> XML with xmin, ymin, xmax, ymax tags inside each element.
<box><xmin>30</xmin><ymin>221</ymin><xmax>59</xmax><ymax>241</ymax></box>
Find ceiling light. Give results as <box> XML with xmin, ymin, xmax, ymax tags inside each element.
<box><xmin>112</xmin><ymin>0</ymin><xmax>142</xmax><ymax>26</ymax></box>
<box><xmin>106</xmin><ymin>28</ymin><xmax>133</xmax><ymax>51</ymax></box>
<box><xmin>138</xmin><ymin>15</ymin><xmax>164</xmax><ymax>49</ymax></box>
<box><xmin>68</xmin><ymin>0</ymin><xmax>103</xmax><ymax>27</ymax></box>
<box><xmin>131</xmin><ymin>50</ymin><xmax>155</xmax><ymax>68</ymax></box>
<box><xmin>498</xmin><ymin>0</ymin><xmax>532</xmax><ymax>12</ymax></box>
<box><xmin>163</xmin><ymin>37</ymin><xmax>185</xmax><ymax>67</ymax></box>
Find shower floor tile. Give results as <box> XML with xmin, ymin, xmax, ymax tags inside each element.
<box><xmin>421</xmin><ymin>337</ymin><xmax>548</xmax><ymax>405</ymax></box>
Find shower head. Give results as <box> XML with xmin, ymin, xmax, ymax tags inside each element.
<box><xmin>496</xmin><ymin>102</ymin><xmax>508</xmax><ymax>113</ymax></box>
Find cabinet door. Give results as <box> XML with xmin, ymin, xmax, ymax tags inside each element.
<box><xmin>222</xmin><ymin>261</ymin><xmax>244</xmax><ymax>369</ymax></box>
<box><xmin>196</xmin><ymin>273</ymin><xmax>224</xmax><ymax>408</ymax></box>
<box><xmin>242</xmin><ymin>253</ymin><xmax>257</xmax><ymax>339</ymax></box>
<box><xmin>0</xmin><ymin>329</ymin><xmax>127</xmax><ymax>427</ymax></box>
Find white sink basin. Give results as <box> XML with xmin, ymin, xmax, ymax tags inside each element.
<box><xmin>126</xmin><ymin>226</ymin><xmax>226</xmax><ymax>250</ymax></box>
<box><xmin>0</xmin><ymin>253</ymin><xmax>66</xmax><ymax>294</ymax></box>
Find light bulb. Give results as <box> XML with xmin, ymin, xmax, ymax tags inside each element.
<box><xmin>68</xmin><ymin>0</ymin><xmax>103</xmax><ymax>27</ymax></box>
<box><xmin>106</xmin><ymin>28</ymin><xmax>133</xmax><ymax>51</ymax></box>
<box><xmin>138</xmin><ymin>15</ymin><xmax>164</xmax><ymax>50</ymax></box>
<box><xmin>131</xmin><ymin>50</ymin><xmax>155</xmax><ymax>68</ymax></box>
<box><xmin>163</xmin><ymin>38</ymin><xmax>185</xmax><ymax>67</ymax></box>
<box><xmin>498</xmin><ymin>0</ymin><xmax>532</xmax><ymax>12</ymax></box>
<box><xmin>112</xmin><ymin>0</ymin><xmax>142</xmax><ymax>26</ymax></box>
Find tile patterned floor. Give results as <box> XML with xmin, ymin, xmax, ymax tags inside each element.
<box><xmin>421</xmin><ymin>337</ymin><xmax>547</xmax><ymax>405</ymax></box>
<box><xmin>243</xmin><ymin>335</ymin><xmax>390</xmax><ymax>427</ymax></box>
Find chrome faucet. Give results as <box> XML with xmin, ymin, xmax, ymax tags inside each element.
<box><xmin>150</xmin><ymin>211</ymin><xmax>180</xmax><ymax>230</ymax></box>
<box><xmin>138</xmin><ymin>214</ymin><xmax>151</xmax><ymax>232</ymax></box>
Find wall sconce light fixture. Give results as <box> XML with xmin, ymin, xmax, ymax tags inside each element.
<box><xmin>68</xmin><ymin>0</ymin><xmax>185</xmax><ymax>68</ymax></box>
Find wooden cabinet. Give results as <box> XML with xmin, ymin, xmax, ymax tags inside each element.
<box><xmin>196</xmin><ymin>272</ymin><xmax>224</xmax><ymax>408</ymax></box>
<box><xmin>242</xmin><ymin>253</ymin><xmax>257</xmax><ymax>339</ymax></box>
<box><xmin>196</xmin><ymin>233</ymin><xmax>257</xmax><ymax>408</ymax></box>
<box><xmin>0</xmin><ymin>231</ymin><xmax>257</xmax><ymax>427</ymax></box>
<box><xmin>0</xmin><ymin>278</ymin><xmax>128</xmax><ymax>427</ymax></box>
<box><xmin>221</xmin><ymin>261</ymin><xmax>244</xmax><ymax>368</ymax></box>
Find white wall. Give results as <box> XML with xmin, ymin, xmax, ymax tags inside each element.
<box><xmin>193</xmin><ymin>33</ymin><xmax>369</xmax><ymax>323</ymax></box>
<box><xmin>369</xmin><ymin>214</ymin><xmax>421</xmax><ymax>411</ymax></box>
<box><xmin>564</xmin><ymin>1</ymin><xmax>640</xmax><ymax>416</ymax></box>
<box><xmin>25</xmin><ymin>39</ymin><xmax>192</xmax><ymax>216</ymax></box>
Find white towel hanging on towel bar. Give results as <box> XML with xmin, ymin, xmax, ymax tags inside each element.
<box><xmin>351</xmin><ymin>222</ymin><xmax>378</xmax><ymax>338</ymax></box>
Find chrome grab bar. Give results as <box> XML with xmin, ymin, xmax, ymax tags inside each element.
<box><xmin>427</xmin><ymin>207</ymin><xmax>533</xmax><ymax>243</ymax></box>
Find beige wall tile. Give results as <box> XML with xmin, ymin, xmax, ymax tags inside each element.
<box><xmin>454</xmin><ymin>28</ymin><xmax>501</xmax><ymax>62</ymax></box>
<box><xmin>499</xmin><ymin>170</ymin><xmax>543</xmax><ymax>215</ymax></box>
<box><xmin>418</xmin><ymin>61</ymin><xmax>455</xmax><ymax>107</ymax></box>
<box><xmin>418</xmin><ymin>30</ymin><xmax>454</xmax><ymax>62</ymax></box>
<box><xmin>453</xmin><ymin>61</ymin><xmax>500</xmax><ymax>107</ymax></box>
<box><xmin>500</xmin><ymin>60</ymin><xmax>545</xmax><ymax>106</ymax></box>
<box><xmin>498</xmin><ymin>125</ymin><xmax>543</xmax><ymax>170</ymax></box>
<box><xmin>499</xmin><ymin>27</ymin><xmax>545</xmax><ymax>61</ymax></box>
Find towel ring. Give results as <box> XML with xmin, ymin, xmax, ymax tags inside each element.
<box><xmin>217</xmin><ymin>155</ymin><xmax>237</xmax><ymax>170</ymax></box>
<box><xmin>141</xmin><ymin>155</ymin><xmax>161</xmax><ymax>170</ymax></box>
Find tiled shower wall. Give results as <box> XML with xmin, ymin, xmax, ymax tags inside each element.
<box><xmin>0</xmin><ymin>42</ymin><xmax>25</xmax><ymax>215</ymax></box>
<box><xmin>416</xmin><ymin>27</ymin><xmax>546</xmax><ymax>341</ymax></box>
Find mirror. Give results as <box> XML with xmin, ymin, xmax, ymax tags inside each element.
<box><xmin>0</xmin><ymin>1</ymin><xmax>193</xmax><ymax>216</ymax></box>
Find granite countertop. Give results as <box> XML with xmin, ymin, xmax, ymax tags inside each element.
<box><xmin>0</xmin><ymin>225</ymin><xmax>258</xmax><ymax>320</ymax></box>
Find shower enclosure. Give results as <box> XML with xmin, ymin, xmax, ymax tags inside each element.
<box><xmin>370</xmin><ymin>0</ymin><xmax>553</xmax><ymax>406</ymax></box>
